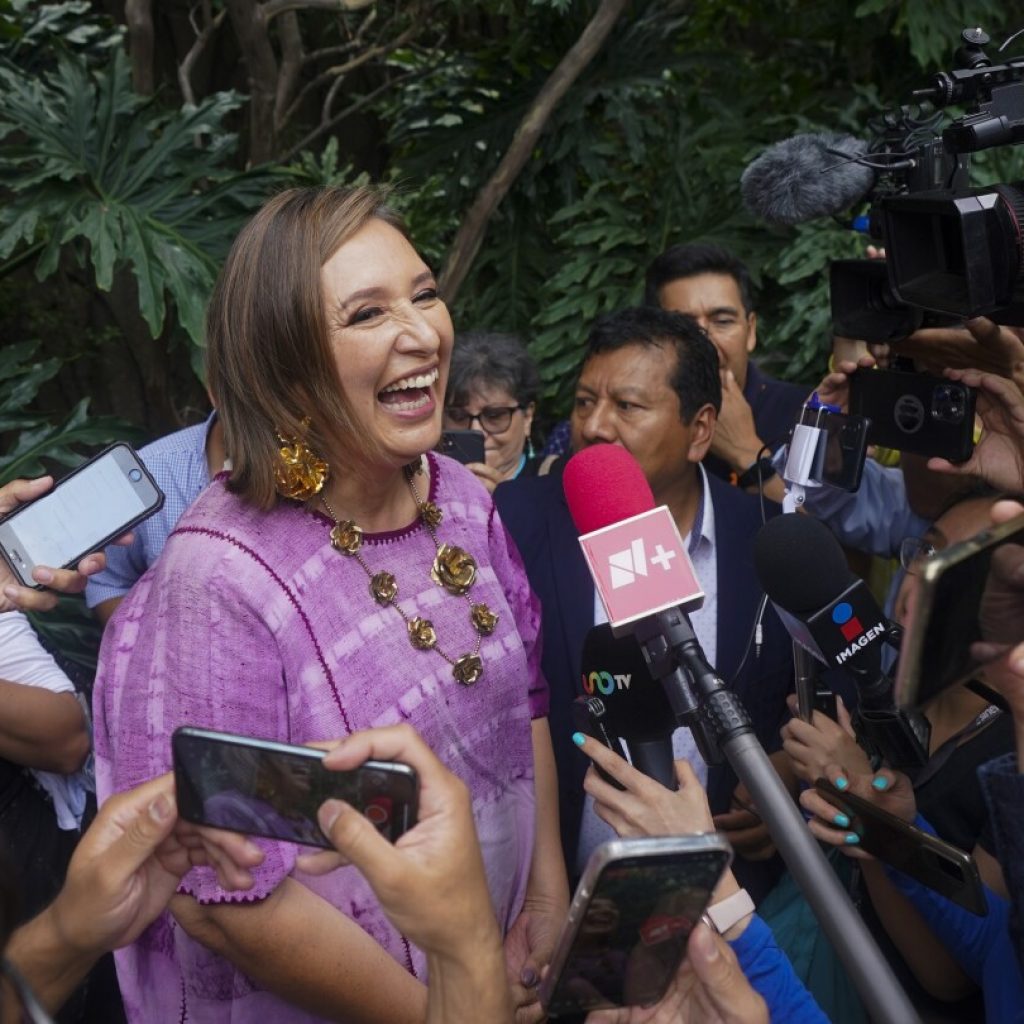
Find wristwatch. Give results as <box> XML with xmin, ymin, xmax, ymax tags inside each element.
<box><xmin>701</xmin><ymin>887</ymin><xmax>755</xmax><ymax>935</ymax></box>
<box><xmin>736</xmin><ymin>456</ymin><xmax>776</xmax><ymax>490</ymax></box>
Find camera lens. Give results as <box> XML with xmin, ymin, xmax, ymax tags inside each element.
<box><xmin>128</xmin><ymin>468</ymin><xmax>142</xmax><ymax>482</ymax></box>
<box><xmin>932</xmin><ymin>385</ymin><xmax>965</xmax><ymax>423</ymax></box>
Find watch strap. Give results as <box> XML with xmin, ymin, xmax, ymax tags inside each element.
<box><xmin>736</xmin><ymin>456</ymin><xmax>776</xmax><ymax>490</ymax></box>
<box><xmin>702</xmin><ymin>887</ymin><xmax>755</xmax><ymax>934</ymax></box>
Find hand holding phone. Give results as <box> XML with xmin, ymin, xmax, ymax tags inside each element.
<box><xmin>437</xmin><ymin>429</ymin><xmax>486</xmax><ymax>466</ymax></box>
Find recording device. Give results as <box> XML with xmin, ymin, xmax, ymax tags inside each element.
<box><xmin>896</xmin><ymin>512</ymin><xmax>1024</xmax><ymax>709</ymax></box>
<box><xmin>754</xmin><ymin>514</ymin><xmax>931</xmax><ymax>769</ymax></box>
<box><xmin>572</xmin><ymin>695</ymin><xmax>627</xmax><ymax>789</ymax></box>
<box><xmin>814</xmin><ymin>779</ymin><xmax>986</xmax><ymax>915</ymax></box>
<box><xmin>743</xmin><ymin>26</ymin><xmax>1024</xmax><ymax>341</ymax></box>
<box><xmin>172</xmin><ymin>727</ymin><xmax>419</xmax><ymax>848</ymax></box>
<box><xmin>799</xmin><ymin>402</ymin><xmax>871</xmax><ymax>492</ymax></box>
<box><xmin>437</xmin><ymin>429</ymin><xmax>485</xmax><ymax>465</ymax></box>
<box><xmin>0</xmin><ymin>443</ymin><xmax>164</xmax><ymax>588</ymax></box>
<box><xmin>539</xmin><ymin>835</ymin><xmax>732</xmax><ymax>1016</ymax></box>
<box><xmin>578</xmin><ymin>624</ymin><xmax>678</xmax><ymax>791</ymax></box>
<box><xmin>848</xmin><ymin>368</ymin><xmax>976</xmax><ymax>462</ymax></box>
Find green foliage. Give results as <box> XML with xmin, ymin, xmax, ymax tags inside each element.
<box><xmin>0</xmin><ymin>46</ymin><xmax>279</xmax><ymax>347</ymax></box>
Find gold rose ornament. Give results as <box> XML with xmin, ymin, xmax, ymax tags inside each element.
<box><xmin>431</xmin><ymin>544</ymin><xmax>477</xmax><ymax>595</ymax></box>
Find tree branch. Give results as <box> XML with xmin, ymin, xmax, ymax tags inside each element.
<box><xmin>261</xmin><ymin>0</ymin><xmax>374</xmax><ymax>24</ymax></box>
<box><xmin>178</xmin><ymin>6</ymin><xmax>227</xmax><ymax>107</ymax></box>
<box><xmin>439</xmin><ymin>0</ymin><xmax>629</xmax><ymax>303</ymax></box>
<box><xmin>275</xmin><ymin>11</ymin><xmax>305</xmax><ymax>130</ymax></box>
<box><xmin>301</xmin><ymin>6</ymin><xmax>377</xmax><ymax>66</ymax></box>
<box><xmin>125</xmin><ymin>0</ymin><xmax>155</xmax><ymax>95</ymax></box>
<box><xmin>279</xmin><ymin>68</ymin><xmax>422</xmax><ymax>163</ymax></box>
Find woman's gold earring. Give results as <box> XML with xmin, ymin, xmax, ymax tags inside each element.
<box><xmin>274</xmin><ymin>420</ymin><xmax>329</xmax><ymax>500</ymax></box>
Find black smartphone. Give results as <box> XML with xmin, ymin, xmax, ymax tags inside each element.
<box><xmin>896</xmin><ymin>512</ymin><xmax>1024</xmax><ymax>709</ymax></box>
<box><xmin>539</xmin><ymin>836</ymin><xmax>731</xmax><ymax>1017</ymax></box>
<box><xmin>802</xmin><ymin>407</ymin><xmax>871</xmax><ymax>491</ymax></box>
<box><xmin>814</xmin><ymin>779</ymin><xmax>986</xmax><ymax>915</ymax></box>
<box><xmin>572</xmin><ymin>696</ymin><xmax>626</xmax><ymax>790</ymax></box>
<box><xmin>0</xmin><ymin>443</ymin><xmax>164</xmax><ymax>588</ymax></box>
<box><xmin>437</xmin><ymin>429</ymin><xmax>485</xmax><ymax>465</ymax></box>
<box><xmin>172</xmin><ymin>727</ymin><xmax>419</xmax><ymax>848</ymax></box>
<box><xmin>848</xmin><ymin>368</ymin><xmax>976</xmax><ymax>462</ymax></box>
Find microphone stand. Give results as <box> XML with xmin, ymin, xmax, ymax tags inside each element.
<box><xmin>635</xmin><ymin>607</ymin><xmax>919</xmax><ymax>1024</ymax></box>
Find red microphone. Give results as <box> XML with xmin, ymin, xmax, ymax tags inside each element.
<box><xmin>563</xmin><ymin>445</ymin><xmax>703</xmax><ymax>636</ymax></box>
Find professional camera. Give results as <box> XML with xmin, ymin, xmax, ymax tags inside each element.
<box><xmin>830</xmin><ymin>27</ymin><xmax>1024</xmax><ymax>341</ymax></box>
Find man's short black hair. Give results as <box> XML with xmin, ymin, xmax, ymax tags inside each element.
<box><xmin>643</xmin><ymin>242</ymin><xmax>755</xmax><ymax>314</ymax></box>
<box><xmin>582</xmin><ymin>307</ymin><xmax>721</xmax><ymax>419</ymax></box>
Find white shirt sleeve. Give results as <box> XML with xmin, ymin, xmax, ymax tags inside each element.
<box><xmin>0</xmin><ymin>610</ymin><xmax>75</xmax><ymax>694</ymax></box>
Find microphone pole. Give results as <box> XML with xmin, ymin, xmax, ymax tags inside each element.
<box><xmin>634</xmin><ymin>605</ymin><xmax>920</xmax><ymax>1024</ymax></box>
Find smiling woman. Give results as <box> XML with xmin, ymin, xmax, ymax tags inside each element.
<box><xmin>91</xmin><ymin>186</ymin><xmax>567</xmax><ymax>1024</ymax></box>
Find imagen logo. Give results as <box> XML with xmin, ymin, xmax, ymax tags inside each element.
<box><xmin>832</xmin><ymin>602</ymin><xmax>886</xmax><ymax>665</ymax></box>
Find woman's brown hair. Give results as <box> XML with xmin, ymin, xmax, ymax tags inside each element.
<box><xmin>205</xmin><ymin>185</ymin><xmax>406</xmax><ymax>508</ymax></box>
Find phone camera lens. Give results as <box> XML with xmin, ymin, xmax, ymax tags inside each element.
<box><xmin>932</xmin><ymin>385</ymin><xmax>964</xmax><ymax>423</ymax></box>
<box><xmin>128</xmin><ymin>468</ymin><xmax>143</xmax><ymax>482</ymax></box>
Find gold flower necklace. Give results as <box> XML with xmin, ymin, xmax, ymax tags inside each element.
<box><xmin>320</xmin><ymin>462</ymin><xmax>497</xmax><ymax>686</ymax></box>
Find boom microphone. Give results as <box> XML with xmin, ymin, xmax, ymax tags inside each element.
<box><xmin>740</xmin><ymin>132</ymin><xmax>876</xmax><ymax>225</ymax></box>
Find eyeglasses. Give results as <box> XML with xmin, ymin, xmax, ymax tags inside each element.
<box><xmin>445</xmin><ymin>405</ymin><xmax>525</xmax><ymax>435</ymax></box>
<box><xmin>899</xmin><ymin>536</ymin><xmax>938</xmax><ymax>573</ymax></box>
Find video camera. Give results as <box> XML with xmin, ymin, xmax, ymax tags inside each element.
<box><xmin>830</xmin><ymin>27</ymin><xmax>1024</xmax><ymax>342</ymax></box>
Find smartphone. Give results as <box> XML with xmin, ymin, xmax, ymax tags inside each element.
<box><xmin>895</xmin><ymin>512</ymin><xmax>1024</xmax><ymax>709</ymax></box>
<box><xmin>539</xmin><ymin>836</ymin><xmax>731</xmax><ymax>1017</ymax></box>
<box><xmin>848</xmin><ymin>368</ymin><xmax>976</xmax><ymax>462</ymax></box>
<box><xmin>0</xmin><ymin>443</ymin><xmax>164</xmax><ymax>588</ymax></box>
<box><xmin>437</xmin><ymin>429</ymin><xmax>485</xmax><ymax>465</ymax></box>
<box><xmin>814</xmin><ymin>779</ymin><xmax>986</xmax><ymax>915</ymax></box>
<box><xmin>571</xmin><ymin>696</ymin><xmax>626</xmax><ymax>790</ymax></box>
<box><xmin>801</xmin><ymin>407</ymin><xmax>871</xmax><ymax>491</ymax></box>
<box><xmin>172</xmin><ymin>727</ymin><xmax>419</xmax><ymax>848</ymax></box>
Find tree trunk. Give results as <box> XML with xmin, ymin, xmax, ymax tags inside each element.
<box><xmin>439</xmin><ymin>0</ymin><xmax>629</xmax><ymax>303</ymax></box>
<box><xmin>125</xmin><ymin>0</ymin><xmax>155</xmax><ymax>95</ymax></box>
<box><xmin>225</xmin><ymin>0</ymin><xmax>280</xmax><ymax>164</ymax></box>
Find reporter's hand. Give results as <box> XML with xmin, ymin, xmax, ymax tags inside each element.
<box><xmin>50</xmin><ymin>774</ymin><xmax>263</xmax><ymax>957</ymax></box>
<box><xmin>810</xmin><ymin>355</ymin><xmax>876</xmax><ymax>414</ymax></box>
<box><xmin>895</xmin><ymin>317</ymin><xmax>1024</xmax><ymax>385</ymax></box>
<box><xmin>712</xmin><ymin>782</ymin><xmax>776</xmax><ymax>863</ymax></box>
<box><xmin>578</xmin><ymin>733</ymin><xmax>714</xmax><ymax>837</ymax></box>
<box><xmin>505</xmin><ymin>902</ymin><xmax>560</xmax><ymax>1024</ymax></box>
<box><xmin>296</xmin><ymin>724</ymin><xmax>502</xmax><ymax>958</ymax></box>
<box><xmin>925</xmin><ymin>368</ymin><xmax>1024</xmax><ymax>491</ymax></box>
<box><xmin>781</xmin><ymin>696</ymin><xmax>870</xmax><ymax>786</ymax></box>
<box><xmin>798</xmin><ymin>763</ymin><xmax>916</xmax><ymax>860</ymax></box>
<box><xmin>710</xmin><ymin>370</ymin><xmax>763</xmax><ymax>474</ymax></box>
<box><xmin>583</xmin><ymin>922</ymin><xmax>768</xmax><ymax>1024</ymax></box>
<box><xmin>0</xmin><ymin>476</ymin><xmax>133</xmax><ymax>613</ymax></box>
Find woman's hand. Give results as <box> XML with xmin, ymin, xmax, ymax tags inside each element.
<box><xmin>577</xmin><ymin>732</ymin><xmax>714</xmax><ymax>837</ymax></box>
<box><xmin>583</xmin><ymin>922</ymin><xmax>768</xmax><ymax>1024</ymax></box>
<box><xmin>0</xmin><ymin>475</ymin><xmax>133</xmax><ymax>613</ymax></box>
<box><xmin>798</xmin><ymin>764</ymin><xmax>916</xmax><ymax>860</ymax></box>
<box><xmin>464</xmin><ymin>461</ymin><xmax>506</xmax><ymax>494</ymax></box>
<box><xmin>505</xmin><ymin>899</ymin><xmax>562</xmax><ymax>1024</ymax></box>
<box><xmin>780</xmin><ymin>696</ymin><xmax>870</xmax><ymax>786</ymax></box>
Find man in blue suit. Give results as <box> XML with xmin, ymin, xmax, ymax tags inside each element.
<box><xmin>495</xmin><ymin>307</ymin><xmax>801</xmax><ymax>904</ymax></box>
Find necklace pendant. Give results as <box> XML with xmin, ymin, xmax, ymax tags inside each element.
<box><xmin>408</xmin><ymin>617</ymin><xmax>437</xmax><ymax>650</ymax></box>
<box><xmin>470</xmin><ymin>602</ymin><xmax>498</xmax><ymax>636</ymax></box>
<box><xmin>418</xmin><ymin>501</ymin><xmax>443</xmax><ymax>528</ymax></box>
<box><xmin>452</xmin><ymin>653</ymin><xmax>483</xmax><ymax>686</ymax></box>
<box><xmin>370</xmin><ymin>571</ymin><xmax>397</xmax><ymax>604</ymax></box>
<box><xmin>330</xmin><ymin>520</ymin><xmax>363</xmax><ymax>554</ymax></box>
<box><xmin>431</xmin><ymin>543</ymin><xmax>477</xmax><ymax>595</ymax></box>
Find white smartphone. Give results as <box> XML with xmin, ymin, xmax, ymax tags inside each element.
<box><xmin>0</xmin><ymin>443</ymin><xmax>164</xmax><ymax>588</ymax></box>
<box><xmin>539</xmin><ymin>835</ymin><xmax>732</xmax><ymax>1017</ymax></box>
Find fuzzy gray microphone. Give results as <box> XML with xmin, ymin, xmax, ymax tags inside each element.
<box><xmin>740</xmin><ymin>132</ymin><xmax>876</xmax><ymax>226</ymax></box>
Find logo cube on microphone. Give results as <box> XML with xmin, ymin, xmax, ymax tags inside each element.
<box><xmin>579</xmin><ymin>506</ymin><xmax>704</xmax><ymax>631</ymax></box>
<box><xmin>832</xmin><ymin>602</ymin><xmax>864</xmax><ymax>642</ymax></box>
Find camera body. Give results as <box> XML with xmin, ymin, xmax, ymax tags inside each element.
<box><xmin>830</xmin><ymin>27</ymin><xmax>1024</xmax><ymax>341</ymax></box>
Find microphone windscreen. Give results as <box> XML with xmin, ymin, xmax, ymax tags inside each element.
<box><xmin>754</xmin><ymin>514</ymin><xmax>853</xmax><ymax>613</ymax></box>
<box><xmin>741</xmin><ymin>132</ymin><xmax>875</xmax><ymax>226</ymax></box>
<box><xmin>563</xmin><ymin>445</ymin><xmax>655</xmax><ymax>536</ymax></box>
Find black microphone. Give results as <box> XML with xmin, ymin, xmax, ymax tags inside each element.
<box><xmin>740</xmin><ymin>132</ymin><xmax>876</xmax><ymax>226</ymax></box>
<box><xmin>579</xmin><ymin>623</ymin><xmax>678</xmax><ymax>790</ymax></box>
<box><xmin>754</xmin><ymin>514</ymin><xmax>930</xmax><ymax>768</ymax></box>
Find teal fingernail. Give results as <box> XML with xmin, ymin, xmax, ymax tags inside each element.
<box><xmin>833</xmin><ymin>813</ymin><xmax>850</xmax><ymax>828</ymax></box>
<box><xmin>872</xmin><ymin>775</ymin><xmax>889</xmax><ymax>791</ymax></box>
<box><xmin>572</xmin><ymin>731</ymin><xmax>586</xmax><ymax>747</ymax></box>
<box><xmin>835</xmin><ymin>776</ymin><xmax>849</xmax><ymax>791</ymax></box>
<box><xmin>844</xmin><ymin>832</ymin><xmax>860</xmax><ymax>845</ymax></box>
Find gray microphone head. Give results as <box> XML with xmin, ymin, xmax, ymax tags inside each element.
<box><xmin>741</xmin><ymin>132</ymin><xmax>875</xmax><ymax>226</ymax></box>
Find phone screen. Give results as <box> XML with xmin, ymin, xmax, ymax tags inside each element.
<box><xmin>172</xmin><ymin>728</ymin><xmax>417</xmax><ymax>847</ymax></box>
<box><xmin>544</xmin><ymin>850</ymin><xmax>728</xmax><ymax>1016</ymax></box>
<box><xmin>0</xmin><ymin>445</ymin><xmax>159</xmax><ymax>574</ymax></box>
<box><xmin>899</xmin><ymin>516</ymin><xmax>1024</xmax><ymax>708</ymax></box>
<box><xmin>799</xmin><ymin>407</ymin><xmax>869</xmax><ymax>491</ymax></box>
